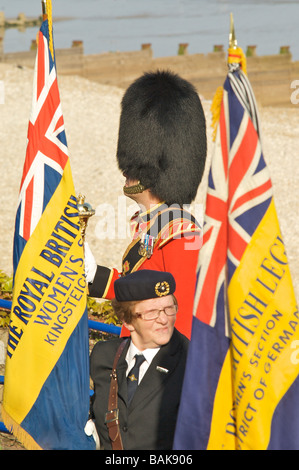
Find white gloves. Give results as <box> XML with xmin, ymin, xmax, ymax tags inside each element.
<box><xmin>84</xmin><ymin>242</ymin><xmax>97</xmax><ymax>284</ymax></box>
<box><xmin>84</xmin><ymin>419</ymin><xmax>101</xmax><ymax>450</ymax></box>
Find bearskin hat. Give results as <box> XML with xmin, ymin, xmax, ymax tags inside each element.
<box><xmin>116</xmin><ymin>70</ymin><xmax>207</xmax><ymax>206</ymax></box>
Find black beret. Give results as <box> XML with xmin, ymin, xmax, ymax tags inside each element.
<box><xmin>114</xmin><ymin>270</ymin><xmax>176</xmax><ymax>302</ymax></box>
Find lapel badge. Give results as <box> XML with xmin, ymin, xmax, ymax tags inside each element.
<box><xmin>156</xmin><ymin>366</ymin><xmax>169</xmax><ymax>374</ymax></box>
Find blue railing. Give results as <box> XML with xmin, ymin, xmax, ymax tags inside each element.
<box><xmin>0</xmin><ymin>299</ymin><xmax>12</xmax><ymax>310</ymax></box>
<box><xmin>0</xmin><ymin>298</ymin><xmax>121</xmax><ymax>435</ymax></box>
<box><xmin>0</xmin><ymin>298</ymin><xmax>121</xmax><ymax>336</ymax></box>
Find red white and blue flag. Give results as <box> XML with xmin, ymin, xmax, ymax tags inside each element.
<box><xmin>174</xmin><ymin>68</ymin><xmax>299</xmax><ymax>450</ymax></box>
<box><xmin>13</xmin><ymin>21</ymin><xmax>68</xmax><ymax>268</ymax></box>
<box><xmin>2</xmin><ymin>18</ymin><xmax>95</xmax><ymax>450</ymax></box>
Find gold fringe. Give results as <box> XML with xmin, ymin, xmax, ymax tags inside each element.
<box><xmin>46</xmin><ymin>0</ymin><xmax>54</xmax><ymax>60</ymax></box>
<box><xmin>1</xmin><ymin>406</ymin><xmax>43</xmax><ymax>450</ymax></box>
<box><xmin>210</xmin><ymin>86</ymin><xmax>223</xmax><ymax>142</ymax></box>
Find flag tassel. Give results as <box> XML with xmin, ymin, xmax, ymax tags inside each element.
<box><xmin>211</xmin><ymin>86</ymin><xmax>223</xmax><ymax>141</ymax></box>
<box><xmin>1</xmin><ymin>407</ymin><xmax>42</xmax><ymax>450</ymax></box>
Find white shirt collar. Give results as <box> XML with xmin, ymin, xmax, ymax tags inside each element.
<box><xmin>126</xmin><ymin>341</ymin><xmax>160</xmax><ymax>367</ymax></box>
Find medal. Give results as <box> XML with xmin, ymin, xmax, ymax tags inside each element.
<box><xmin>138</xmin><ymin>233</ymin><xmax>155</xmax><ymax>258</ymax></box>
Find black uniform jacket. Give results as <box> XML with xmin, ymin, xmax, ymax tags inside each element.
<box><xmin>90</xmin><ymin>328</ymin><xmax>189</xmax><ymax>450</ymax></box>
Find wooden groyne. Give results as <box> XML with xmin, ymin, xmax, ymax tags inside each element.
<box><xmin>0</xmin><ymin>35</ymin><xmax>298</xmax><ymax>107</ymax></box>
<box><xmin>0</xmin><ymin>11</ymin><xmax>42</xmax><ymax>29</ymax></box>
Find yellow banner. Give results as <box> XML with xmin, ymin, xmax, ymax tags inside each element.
<box><xmin>3</xmin><ymin>161</ymin><xmax>86</xmax><ymax>424</ymax></box>
<box><xmin>207</xmin><ymin>199</ymin><xmax>299</xmax><ymax>449</ymax></box>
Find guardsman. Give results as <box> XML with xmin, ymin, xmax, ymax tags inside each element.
<box><xmin>85</xmin><ymin>70</ymin><xmax>207</xmax><ymax>338</ymax></box>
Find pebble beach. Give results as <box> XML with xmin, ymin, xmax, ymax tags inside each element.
<box><xmin>0</xmin><ymin>62</ymin><xmax>298</xmax><ymax>302</ymax></box>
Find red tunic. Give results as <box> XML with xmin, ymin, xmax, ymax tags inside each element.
<box><xmin>88</xmin><ymin>204</ymin><xmax>201</xmax><ymax>339</ymax></box>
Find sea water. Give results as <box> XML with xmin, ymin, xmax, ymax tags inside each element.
<box><xmin>1</xmin><ymin>0</ymin><xmax>298</xmax><ymax>60</ymax></box>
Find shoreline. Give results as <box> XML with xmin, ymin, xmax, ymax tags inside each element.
<box><xmin>1</xmin><ymin>15</ymin><xmax>73</xmax><ymax>25</ymax></box>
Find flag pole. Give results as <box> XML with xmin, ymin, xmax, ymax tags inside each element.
<box><xmin>227</xmin><ymin>13</ymin><xmax>247</xmax><ymax>73</ymax></box>
<box><xmin>211</xmin><ymin>13</ymin><xmax>248</xmax><ymax>140</ymax></box>
<box><xmin>41</xmin><ymin>0</ymin><xmax>48</xmax><ymax>21</ymax></box>
<box><xmin>41</xmin><ymin>0</ymin><xmax>54</xmax><ymax>59</ymax></box>
<box><xmin>35</xmin><ymin>1</ymin><xmax>47</xmax><ymax>47</ymax></box>
<box><xmin>229</xmin><ymin>12</ymin><xmax>237</xmax><ymax>50</ymax></box>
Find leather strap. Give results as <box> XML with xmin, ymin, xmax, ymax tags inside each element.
<box><xmin>105</xmin><ymin>339</ymin><xmax>128</xmax><ymax>450</ymax></box>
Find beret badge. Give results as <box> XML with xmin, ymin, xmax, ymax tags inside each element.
<box><xmin>155</xmin><ymin>281</ymin><xmax>170</xmax><ymax>297</ymax></box>
<box><xmin>114</xmin><ymin>270</ymin><xmax>175</xmax><ymax>302</ymax></box>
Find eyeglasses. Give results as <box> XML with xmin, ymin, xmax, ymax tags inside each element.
<box><xmin>135</xmin><ymin>304</ymin><xmax>178</xmax><ymax>321</ymax></box>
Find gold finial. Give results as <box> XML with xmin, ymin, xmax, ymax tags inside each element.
<box><xmin>229</xmin><ymin>12</ymin><xmax>237</xmax><ymax>49</ymax></box>
<box><xmin>77</xmin><ymin>194</ymin><xmax>95</xmax><ymax>242</ymax></box>
<box><xmin>41</xmin><ymin>0</ymin><xmax>47</xmax><ymax>20</ymax></box>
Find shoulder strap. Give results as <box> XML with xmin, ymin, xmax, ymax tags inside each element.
<box><xmin>157</xmin><ymin>206</ymin><xmax>201</xmax><ymax>248</ymax></box>
<box><xmin>105</xmin><ymin>339</ymin><xmax>128</xmax><ymax>450</ymax></box>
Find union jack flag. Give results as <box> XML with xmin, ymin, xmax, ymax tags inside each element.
<box><xmin>13</xmin><ymin>20</ymin><xmax>68</xmax><ymax>271</ymax></box>
<box><xmin>174</xmin><ymin>66</ymin><xmax>299</xmax><ymax>450</ymax></box>
<box><xmin>193</xmin><ymin>70</ymin><xmax>273</xmax><ymax>330</ymax></box>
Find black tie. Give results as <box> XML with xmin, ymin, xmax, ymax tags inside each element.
<box><xmin>127</xmin><ymin>354</ymin><xmax>146</xmax><ymax>404</ymax></box>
